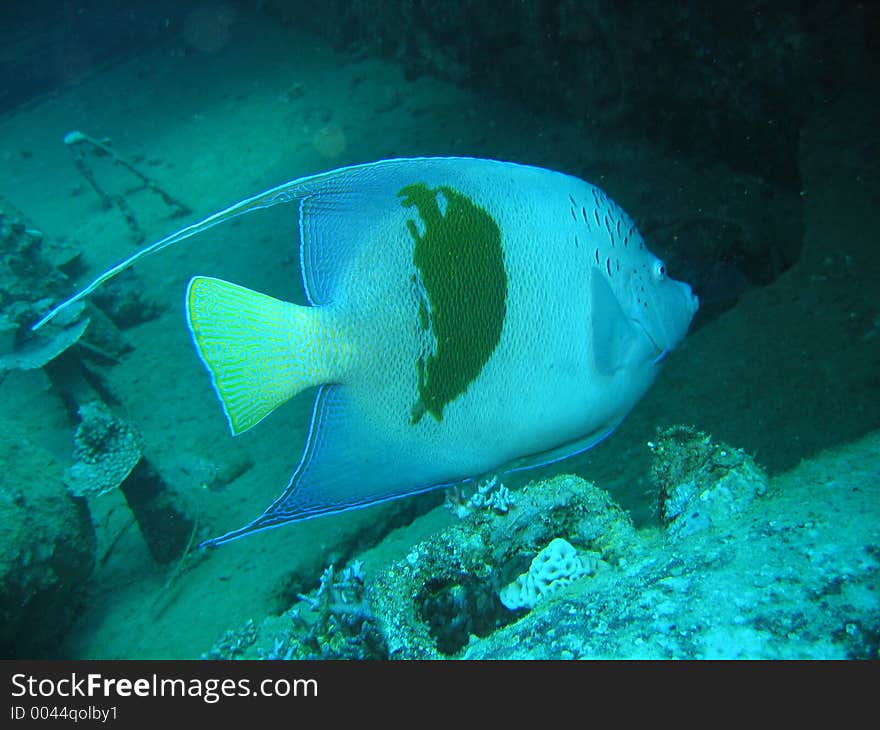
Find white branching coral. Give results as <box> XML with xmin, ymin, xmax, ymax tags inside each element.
<box><xmin>445</xmin><ymin>475</ymin><xmax>515</xmax><ymax>518</ymax></box>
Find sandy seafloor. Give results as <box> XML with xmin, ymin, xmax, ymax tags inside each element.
<box><xmin>0</xmin><ymin>11</ymin><xmax>877</xmax><ymax>659</ymax></box>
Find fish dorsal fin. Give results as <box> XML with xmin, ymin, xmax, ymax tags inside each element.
<box><xmin>295</xmin><ymin>157</ymin><xmax>514</xmax><ymax>305</ymax></box>
<box><xmin>296</xmin><ymin>163</ymin><xmax>418</xmax><ymax>305</ymax></box>
<box><xmin>31</xmin><ymin>157</ymin><xmax>517</xmax><ymax>329</ymax></box>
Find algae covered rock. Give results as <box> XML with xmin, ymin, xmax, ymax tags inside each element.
<box><xmin>649</xmin><ymin>425</ymin><xmax>767</xmax><ymax>538</ymax></box>
<box><xmin>0</xmin><ymin>417</ymin><xmax>96</xmax><ymax>658</ymax></box>
<box><xmin>462</xmin><ymin>430</ymin><xmax>878</xmax><ymax>659</ymax></box>
<box><xmin>65</xmin><ymin>400</ymin><xmax>142</xmax><ymax>498</ymax></box>
<box><xmin>368</xmin><ymin>474</ymin><xmax>639</xmax><ymax>659</ymax></box>
<box><xmin>200</xmin><ymin>429</ymin><xmax>878</xmax><ymax>660</ymax></box>
<box><xmin>203</xmin><ymin>560</ymin><xmax>385</xmax><ymax>660</ymax></box>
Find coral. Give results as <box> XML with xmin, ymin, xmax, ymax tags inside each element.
<box><xmin>277</xmin><ymin>560</ymin><xmax>384</xmax><ymax>660</ymax></box>
<box><xmin>0</xmin><ymin>197</ymin><xmax>136</xmax><ymax>369</ymax></box>
<box><xmin>464</xmin><ymin>432</ymin><xmax>880</xmax><ymax>659</ymax></box>
<box><xmin>499</xmin><ymin>538</ymin><xmax>603</xmax><ymax>611</ymax></box>
<box><xmin>0</xmin><ymin>309</ymin><xmax>89</xmax><ymax>373</ymax></box>
<box><xmin>203</xmin><ymin>431</ymin><xmax>879</xmax><ymax>660</ymax></box>
<box><xmin>0</xmin><ymin>203</ymin><xmax>92</xmax><ymax>374</ymax></box>
<box><xmin>444</xmin><ymin>475</ymin><xmax>515</xmax><ymax>518</ymax></box>
<box><xmin>65</xmin><ymin>401</ymin><xmax>142</xmax><ymax>498</ymax></box>
<box><xmin>204</xmin><ymin>560</ymin><xmax>385</xmax><ymax>660</ymax></box>
<box><xmin>0</xmin><ymin>204</ymin><xmax>68</xmax><ymax>308</ymax></box>
<box><xmin>201</xmin><ymin>620</ymin><xmax>257</xmax><ymax>660</ymax></box>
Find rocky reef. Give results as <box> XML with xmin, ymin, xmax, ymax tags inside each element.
<box><xmin>0</xmin><ymin>197</ymin><xmax>194</xmax><ymax>657</ymax></box>
<box><xmin>203</xmin><ymin>559</ymin><xmax>386</xmax><ymax>661</ymax></box>
<box><xmin>369</xmin><ymin>474</ymin><xmax>636</xmax><ymax>659</ymax></box>
<box><xmin>0</xmin><ymin>417</ymin><xmax>95</xmax><ymax>658</ymax></box>
<box><xmin>203</xmin><ymin>427</ymin><xmax>879</xmax><ymax>660</ymax></box>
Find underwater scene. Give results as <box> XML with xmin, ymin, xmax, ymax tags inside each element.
<box><xmin>0</xmin><ymin>1</ymin><xmax>877</xmax><ymax>660</ymax></box>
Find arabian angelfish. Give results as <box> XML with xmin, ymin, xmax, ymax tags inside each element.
<box><xmin>33</xmin><ymin>157</ymin><xmax>699</xmax><ymax>547</ymax></box>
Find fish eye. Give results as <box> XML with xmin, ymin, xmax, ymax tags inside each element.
<box><xmin>652</xmin><ymin>260</ymin><xmax>667</xmax><ymax>280</ymax></box>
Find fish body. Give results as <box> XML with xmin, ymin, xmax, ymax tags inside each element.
<box><xmin>35</xmin><ymin>158</ymin><xmax>699</xmax><ymax>546</ymax></box>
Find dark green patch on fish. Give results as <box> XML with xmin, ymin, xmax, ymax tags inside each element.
<box><xmin>399</xmin><ymin>182</ymin><xmax>507</xmax><ymax>423</ymax></box>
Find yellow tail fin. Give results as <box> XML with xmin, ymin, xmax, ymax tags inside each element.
<box><xmin>186</xmin><ymin>276</ymin><xmax>339</xmax><ymax>435</ymax></box>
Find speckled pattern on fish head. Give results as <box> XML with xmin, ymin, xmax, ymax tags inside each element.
<box><xmin>563</xmin><ymin>185</ymin><xmax>698</xmax><ymax>366</ymax></box>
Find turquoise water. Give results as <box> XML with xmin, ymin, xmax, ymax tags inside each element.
<box><xmin>0</xmin><ymin>2</ymin><xmax>876</xmax><ymax>660</ymax></box>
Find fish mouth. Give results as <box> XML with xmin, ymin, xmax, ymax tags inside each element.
<box><xmin>632</xmin><ymin>284</ymin><xmax>700</xmax><ymax>365</ymax></box>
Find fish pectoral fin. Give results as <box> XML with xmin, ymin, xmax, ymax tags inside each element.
<box><xmin>186</xmin><ymin>276</ymin><xmax>337</xmax><ymax>435</ymax></box>
<box><xmin>590</xmin><ymin>267</ymin><xmax>637</xmax><ymax>376</ymax></box>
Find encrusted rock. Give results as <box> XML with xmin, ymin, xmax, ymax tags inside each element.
<box><xmin>66</xmin><ymin>400</ymin><xmax>142</xmax><ymax>498</ymax></box>
<box><xmin>368</xmin><ymin>474</ymin><xmax>639</xmax><ymax>658</ymax></box>
<box><xmin>650</xmin><ymin>425</ymin><xmax>767</xmax><ymax>538</ymax></box>
<box><xmin>0</xmin><ymin>417</ymin><xmax>95</xmax><ymax>657</ymax></box>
